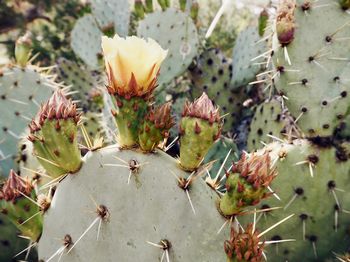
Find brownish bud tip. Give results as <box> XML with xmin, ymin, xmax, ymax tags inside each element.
<box><xmin>182</xmin><ymin>93</ymin><xmax>221</xmax><ymax>123</ymax></box>
<box><xmin>1</xmin><ymin>170</ymin><xmax>33</xmax><ymax>201</ymax></box>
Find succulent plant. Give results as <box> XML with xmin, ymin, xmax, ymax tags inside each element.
<box><xmin>179</xmin><ymin>93</ymin><xmax>222</xmax><ymax>171</ymax></box>
<box><xmin>189</xmin><ymin>48</ymin><xmax>249</xmax><ymax>132</ymax></box>
<box><xmin>271</xmin><ymin>0</ymin><xmax>350</xmax><ymax>138</ymax></box>
<box><xmin>28</xmin><ymin>90</ymin><xmax>82</xmax><ymax>178</ymax></box>
<box><xmin>3</xmin><ymin>1</ymin><xmax>350</xmax><ymax>261</ymax></box>
<box><xmin>219</xmin><ymin>152</ymin><xmax>277</xmax><ymax>216</ymax></box>
<box><xmin>70</xmin><ymin>14</ymin><xmax>103</xmax><ymax>70</ymax></box>
<box><xmin>90</xmin><ymin>0</ymin><xmax>130</xmax><ymax>36</ymax></box>
<box><xmin>231</xmin><ymin>26</ymin><xmax>268</xmax><ymax>89</ymax></box>
<box><xmin>23</xmin><ymin>70</ymin><xmax>232</xmax><ymax>262</ymax></box>
<box><xmin>239</xmin><ymin>139</ymin><xmax>350</xmax><ymax>261</ymax></box>
<box><xmin>0</xmin><ymin>212</ymin><xmax>38</xmax><ymax>262</ymax></box>
<box><xmin>137</xmin><ymin>8</ymin><xmax>199</xmax><ymax>86</ymax></box>
<box><xmin>247</xmin><ymin>97</ymin><xmax>299</xmax><ymax>151</ymax></box>
<box><xmin>0</xmin><ymin>64</ymin><xmax>61</xmax><ymax>177</ymax></box>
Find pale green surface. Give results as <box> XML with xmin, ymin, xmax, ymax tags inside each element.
<box><xmin>39</xmin><ymin>147</ymin><xmax>227</xmax><ymax>261</ymax></box>
<box><xmin>137</xmin><ymin>8</ymin><xmax>199</xmax><ymax>86</ymax></box>
<box><xmin>0</xmin><ymin>66</ymin><xmax>57</xmax><ymax>177</ymax></box>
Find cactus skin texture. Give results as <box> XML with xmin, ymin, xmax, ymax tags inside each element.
<box><xmin>0</xmin><ymin>66</ymin><xmax>59</xmax><ymax>177</ymax></box>
<box><xmin>0</xmin><ymin>212</ymin><xmax>38</xmax><ymax>261</ymax></box>
<box><xmin>38</xmin><ymin>148</ymin><xmax>227</xmax><ymax>262</ymax></box>
<box><xmin>204</xmin><ymin>137</ymin><xmax>239</xmax><ymax>182</ymax></box>
<box><xmin>0</xmin><ymin>171</ymin><xmax>43</xmax><ymax>242</ymax></box>
<box><xmin>219</xmin><ymin>152</ymin><xmax>276</xmax><ymax>216</ymax></box>
<box><xmin>239</xmin><ymin>139</ymin><xmax>350</xmax><ymax>261</ymax></box>
<box><xmin>110</xmin><ymin>96</ymin><xmax>149</xmax><ymax>147</ymax></box>
<box><xmin>247</xmin><ymin>97</ymin><xmax>298</xmax><ymax>151</ymax></box>
<box><xmin>137</xmin><ymin>8</ymin><xmax>199</xmax><ymax>86</ymax></box>
<box><xmin>231</xmin><ymin>26</ymin><xmax>268</xmax><ymax>89</ymax></box>
<box><xmin>139</xmin><ymin>102</ymin><xmax>175</xmax><ymax>152</ymax></box>
<box><xmin>272</xmin><ymin>0</ymin><xmax>350</xmax><ymax>137</ymax></box>
<box><xmin>189</xmin><ymin>48</ymin><xmax>248</xmax><ymax>132</ymax></box>
<box><xmin>179</xmin><ymin>93</ymin><xmax>222</xmax><ymax>171</ymax></box>
<box><xmin>90</xmin><ymin>0</ymin><xmax>130</xmax><ymax>36</ymax></box>
<box><xmin>28</xmin><ymin>90</ymin><xmax>82</xmax><ymax>178</ymax></box>
<box><xmin>71</xmin><ymin>15</ymin><xmax>103</xmax><ymax>69</ymax></box>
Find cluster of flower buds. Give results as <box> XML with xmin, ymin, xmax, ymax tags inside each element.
<box><xmin>224</xmin><ymin>223</ymin><xmax>264</xmax><ymax>262</ymax></box>
<box><xmin>182</xmin><ymin>93</ymin><xmax>221</xmax><ymax>125</ymax></box>
<box><xmin>220</xmin><ymin>152</ymin><xmax>277</xmax><ymax>216</ymax></box>
<box><xmin>179</xmin><ymin>93</ymin><xmax>222</xmax><ymax>171</ymax></box>
<box><xmin>146</xmin><ymin>102</ymin><xmax>174</xmax><ymax>131</ymax></box>
<box><xmin>231</xmin><ymin>153</ymin><xmax>277</xmax><ymax>191</ymax></box>
<box><xmin>28</xmin><ymin>90</ymin><xmax>80</xmax><ymax>136</ymax></box>
<box><xmin>139</xmin><ymin>102</ymin><xmax>175</xmax><ymax>151</ymax></box>
<box><xmin>0</xmin><ymin>170</ymin><xmax>33</xmax><ymax>202</ymax></box>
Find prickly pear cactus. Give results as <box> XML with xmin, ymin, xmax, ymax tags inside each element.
<box><xmin>231</xmin><ymin>26</ymin><xmax>268</xmax><ymax>88</ymax></box>
<box><xmin>240</xmin><ymin>139</ymin><xmax>350</xmax><ymax>261</ymax></box>
<box><xmin>54</xmin><ymin>58</ymin><xmax>104</xmax><ymax>112</ymax></box>
<box><xmin>0</xmin><ymin>213</ymin><xmax>37</xmax><ymax>261</ymax></box>
<box><xmin>189</xmin><ymin>48</ymin><xmax>248</xmax><ymax>131</ymax></box>
<box><xmin>38</xmin><ymin>148</ymin><xmax>227</xmax><ymax>262</ymax></box>
<box><xmin>91</xmin><ymin>0</ymin><xmax>130</xmax><ymax>36</ymax></box>
<box><xmin>247</xmin><ymin>97</ymin><xmax>298</xmax><ymax>151</ymax></box>
<box><xmin>71</xmin><ymin>14</ymin><xmax>103</xmax><ymax>69</ymax></box>
<box><xmin>137</xmin><ymin>8</ymin><xmax>199</xmax><ymax>85</ymax></box>
<box><xmin>9</xmin><ymin>33</ymin><xmax>263</xmax><ymax>261</ymax></box>
<box><xmin>271</xmin><ymin>0</ymin><xmax>350</xmax><ymax>137</ymax></box>
<box><xmin>27</xmin><ymin>90</ymin><xmax>228</xmax><ymax>261</ymax></box>
<box><xmin>0</xmin><ymin>66</ymin><xmax>59</xmax><ymax>177</ymax></box>
<box><xmin>203</xmin><ymin>136</ymin><xmax>239</xmax><ymax>182</ymax></box>
<box><xmin>337</xmin><ymin>114</ymin><xmax>350</xmax><ymax>140</ymax></box>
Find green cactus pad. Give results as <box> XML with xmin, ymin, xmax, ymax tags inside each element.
<box><xmin>111</xmin><ymin>96</ymin><xmax>149</xmax><ymax>147</ymax></box>
<box><xmin>91</xmin><ymin>0</ymin><xmax>130</xmax><ymax>36</ymax></box>
<box><xmin>0</xmin><ymin>213</ymin><xmax>38</xmax><ymax>261</ymax></box>
<box><xmin>272</xmin><ymin>1</ymin><xmax>350</xmax><ymax>137</ymax></box>
<box><xmin>71</xmin><ymin>15</ymin><xmax>103</xmax><ymax>70</ymax></box>
<box><xmin>1</xmin><ymin>191</ymin><xmax>43</xmax><ymax>242</ymax></box>
<box><xmin>204</xmin><ymin>136</ymin><xmax>239</xmax><ymax>181</ymax></box>
<box><xmin>81</xmin><ymin>112</ymin><xmax>105</xmax><ymax>140</ymax></box>
<box><xmin>0</xmin><ymin>66</ymin><xmax>58</xmax><ymax>177</ymax></box>
<box><xmin>240</xmin><ymin>139</ymin><xmax>350</xmax><ymax>261</ymax></box>
<box><xmin>190</xmin><ymin>48</ymin><xmax>247</xmax><ymax>131</ymax></box>
<box><xmin>38</xmin><ymin>148</ymin><xmax>227</xmax><ymax>261</ymax></box>
<box><xmin>137</xmin><ymin>8</ymin><xmax>199</xmax><ymax>86</ymax></box>
<box><xmin>231</xmin><ymin>26</ymin><xmax>268</xmax><ymax>89</ymax></box>
<box><xmin>179</xmin><ymin>117</ymin><xmax>220</xmax><ymax>171</ymax></box>
<box><xmin>31</xmin><ymin>118</ymin><xmax>82</xmax><ymax>178</ymax></box>
<box><xmin>337</xmin><ymin>114</ymin><xmax>350</xmax><ymax>140</ymax></box>
<box><xmin>247</xmin><ymin>97</ymin><xmax>296</xmax><ymax>151</ymax></box>
<box><xmin>55</xmin><ymin>58</ymin><xmax>102</xmax><ymax>112</ymax></box>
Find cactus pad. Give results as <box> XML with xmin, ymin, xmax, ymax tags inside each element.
<box><xmin>38</xmin><ymin>148</ymin><xmax>227</xmax><ymax>261</ymax></box>
<box><xmin>272</xmin><ymin>1</ymin><xmax>350</xmax><ymax>137</ymax></box>
<box><xmin>0</xmin><ymin>66</ymin><xmax>58</xmax><ymax>177</ymax></box>
<box><xmin>189</xmin><ymin>48</ymin><xmax>248</xmax><ymax>131</ymax></box>
<box><xmin>231</xmin><ymin>26</ymin><xmax>268</xmax><ymax>88</ymax></box>
<box><xmin>137</xmin><ymin>8</ymin><xmax>199</xmax><ymax>86</ymax></box>
<box><xmin>91</xmin><ymin>0</ymin><xmax>130</xmax><ymax>36</ymax></box>
<box><xmin>240</xmin><ymin>139</ymin><xmax>350</xmax><ymax>261</ymax></box>
<box><xmin>247</xmin><ymin>97</ymin><xmax>297</xmax><ymax>151</ymax></box>
<box><xmin>71</xmin><ymin>15</ymin><xmax>103</xmax><ymax>70</ymax></box>
<box><xmin>54</xmin><ymin>58</ymin><xmax>103</xmax><ymax>112</ymax></box>
<box><xmin>0</xmin><ymin>213</ymin><xmax>37</xmax><ymax>261</ymax></box>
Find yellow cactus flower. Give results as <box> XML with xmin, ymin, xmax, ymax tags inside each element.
<box><xmin>102</xmin><ymin>34</ymin><xmax>168</xmax><ymax>98</ymax></box>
